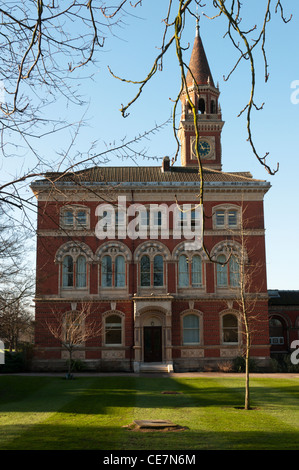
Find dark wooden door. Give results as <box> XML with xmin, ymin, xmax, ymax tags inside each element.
<box><xmin>144</xmin><ymin>326</ymin><xmax>162</xmax><ymax>362</ymax></box>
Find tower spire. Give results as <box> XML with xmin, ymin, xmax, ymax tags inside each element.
<box><xmin>186</xmin><ymin>17</ymin><xmax>214</xmax><ymax>87</ymax></box>
<box><xmin>195</xmin><ymin>13</ymin><xmax>200</xmax><ymax>37</ymax></box>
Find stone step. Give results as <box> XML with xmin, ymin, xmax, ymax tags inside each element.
<box><xmin>139</xmin><ymin>362</ymin><xmax>173</xmax><ymax>373</ymax></box>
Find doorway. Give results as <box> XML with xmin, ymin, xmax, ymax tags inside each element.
<box><xmin>144</xmin><ymin>326</ymin><xmax>162</xmax><ymax>362</ymax></box>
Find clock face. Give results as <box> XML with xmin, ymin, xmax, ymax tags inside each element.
<box><xmin>192</xmin><ymin>139</ymin><xmax>211</xmax><ymax>158</ymax></box>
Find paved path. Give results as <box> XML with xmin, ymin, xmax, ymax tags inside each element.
<box><xmin>6</xmin><ymin>372</ymin><xmax>299</xmax><ymax>379</ymax></box>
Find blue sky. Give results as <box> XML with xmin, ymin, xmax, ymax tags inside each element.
<box><xmin>2</xmin><ymin>1</ymin><xmax>298</xmax><ymax>290</ymax></box>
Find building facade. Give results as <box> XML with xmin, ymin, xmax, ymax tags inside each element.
<box><xmin>31</xmin><ymin>26</ymin><xmax>272</xmax><ymax>372</ymax></box>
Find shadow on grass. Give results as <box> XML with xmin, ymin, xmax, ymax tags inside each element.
<box><xmin>1</xmin><ymin>376</ymin><xmax>299</xmax><ymax>450</ymax></box>
<box><xmin>2</xmin><ymin>423</ymin><xmax>299</xmax><ymax>450</ymax></box>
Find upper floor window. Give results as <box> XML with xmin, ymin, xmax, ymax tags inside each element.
<box><xmin>140</xmin><ymin>254</ymin><xmax>164</xmax><ymax>287</ymax></box>
<box><xmin>178</xmin><ymin>254</ymin><xmax>202</xmax><ymax>288</ymax></box>
<box><xmin>101</xmin><ymin>254</ymin><xmax>126</xmax><ymax>288</ymax></box>
<box><xmin>62</xmin><ymin>254</ymin><xmax>87</xmax><ymax>288</ymax></box>
<box><xmin>61</xmin><ymin>205</ymin><xmax>89</xmax><ymax>230</ymax></box>
<box><xmin>216</xmin><ymin>254</ymin><xmax>240</xmax><ymax>288</ymax></box>
<box><xmin>213</xmin><ymin>205</ymin><xmax>239</xmax><ymax>229</ymax></box>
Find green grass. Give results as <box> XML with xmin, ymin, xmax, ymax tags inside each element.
<box><xmin>0</xmin><ymin>375</ymin><xmax>299</xmax><ymax>450</ymax></box>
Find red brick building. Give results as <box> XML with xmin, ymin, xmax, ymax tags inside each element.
<box><xmin>268</xmin><ymin>290</ymin><xmax>299</xmax><ymax>355</ymax></box>
<box><xmin>30</xmin><ymin>25</ymin><xmax>272</xmax><ymax>372</ymax></box>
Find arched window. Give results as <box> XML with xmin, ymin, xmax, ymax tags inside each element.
<box><xmin>222</xmin><ymin>314</ymin><xmax>239</xmax><ymax>344</ymax></box>
<box><xmin>198</xmin><ymin>98</ymin><xmax>205</xmax><ymax>114</ymax></box>
<box><xmin>62</xmin><ymin>254</ymin><xmax>87</xmax><ymax>289</ymax></box>
<box><xmin>153</xmin><ymin>254</ymin><xmax>163</xmax><ymax>286</ymax></box>
<box><xmin>216</xmin><ymin>254</ymin><xmax>240</xmax><ymax>287</ymax></box>
<box><xmin>101</xmin><ymin>255</ymin><xmax>112</xmax><ymax>287</ymax></box>
<box><xmin>105</xmin><ymin>314</ymin><xmax>122</xmax><ymax>345</ymax></box>
<box><xmin>56</xmin><ymin>241</ymin><xmax>92</xmax><ymax>291</ymax></box>
<box><xmin>183</xmin><ymin>314</ymin><xmax>200</xmax><ymax>345</ymax></box>
<box><xmin>178</xmin><ymin>254</ymin><xmax>202</xmax><ymax>288</ymax></box>
<box><xmin>96</xmin><ymin>242</ymin><xmax>131</xmax><ymax>290</ymax></box>
<box><xmin>269</xmin><ymin>317</ymin><xmax>285</xmax><ymax>345</ymax></box>
<box><xmin>135</xmin><ymin>242</ymin><xmax>169</xmax><ymax>289</ymax></box>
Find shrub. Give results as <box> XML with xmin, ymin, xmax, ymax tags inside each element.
<box><xmin>0</xmin><ymin>350</ymin><xmax>26</xmax><ymax>373</ymax></box>
<box><xmin>233</xmin><ymin>356</ymin><xmax>258</xmax><ymax>373</ymax></box>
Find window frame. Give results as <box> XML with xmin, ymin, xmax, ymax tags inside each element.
<box><xmin>61</xmin><ymin>253</ymin><xmax>88</xmax><ymax>290</ymax></box>
<box><xmin>178</xmin><ymin>253</ymin><xmax>203</xmax><ymax>288</ymax></box>
<box><xmin>213</xmin><ymin>205</ymin><xmax>240</xmax><ymax>230</ymax></box>
<box><xmin>103</xmin><ymin>312</ymin><xmax>124</xmax><ymax>347</ymax></box>
<box><xmin>182</xmin><ymin>313</ymin><xmax>201</xmax><ymax>346</ymax></box>
<box><xmin>100</xmin><ymin>253</ymin><xmax>127</xmax><ymax>289</ymax></box>
<box><xmin>61</xmin><ymin>205</ymin><xmax>90</xmax><ymax>230</ymax></box>
<box><xmin>216</xmin><ymin>253</ymin><xmax>240</xmax><ymax>288</ymax></box>
<box><xmin>221</xmin><ymin>313</ymin><xmax>240</xmax><ymax>345</ymax></box>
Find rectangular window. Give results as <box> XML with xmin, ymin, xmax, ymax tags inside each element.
<box><xmin>228</xmin><ymin>210</ymin><xmax>237</xmax><ymax>227</ymax></box>
<box><xmin>64</xmin><ymin>210</ymin><xmax>74</xmax><ymax>226</ymax></box>
<box><xmin>76</xmin><ymin>211</ymin><xmax>87</xmax><ymax>227</ymax></box>
<box><xmin>140</xmin><ymin>210</ymin><xmax>150</xmax><ymax>227</ymax></box>
<box><xmin>215</xmin><ymin>210</ymin><xmax>225</xmax><ymax>227</ymax></box>
<box><xmin>153</xmin><ymin>211</ymin><xmax>162</xmax><ymax>226</ymax></box>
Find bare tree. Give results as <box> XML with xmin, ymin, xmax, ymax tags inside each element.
<box><xmin>46</xmin><ymin>302</ymin><xmax>102</xmax><ymax>378</ymax></box>
<box><xmin>0</xmin><ymin>291</ymin><xmax>34</xmax><ymax>351</ymax></box>
<box><xmin>224</xmin><ymin>206</ymin><xmax>266</xmax><ymax>410</ymax></box>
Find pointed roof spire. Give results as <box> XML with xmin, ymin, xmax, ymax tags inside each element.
<box><xmin>186</xmin><ymin>17</ymin><xmax>215</xmax><ymax>87</ymax></box>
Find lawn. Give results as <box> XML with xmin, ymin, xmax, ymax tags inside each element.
<box><xmin>0</xmin><ymin>374</ymin><xmax>299</xmax><ymax>450</ymax></box>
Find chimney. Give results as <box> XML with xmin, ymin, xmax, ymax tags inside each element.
<box><xmin>161</xmin><ymin>156</ymin><xmax>170</xmax><ymax>172</ymax></box>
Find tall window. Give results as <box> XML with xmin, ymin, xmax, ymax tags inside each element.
<box><xmin>105</xmin><ymin>314</ymin><xmax>122</xmax><ymax>345</ymax></box>
<box><xmin>101</xmin><ymin>255</ymin><xmax>126</xmax><ymax>288</ymax></box>
<box><xmin>222</xmin><ymin>314</ymin><xmax>239</xmax><ymax>344</ymax></box>
<box><xmin>154</xmin><ymin>255</ymin><xmax>163</xmax><ymax>286</ymax></box>
<box><xmin>62</xmin><ymin>255</ymin><xmax>87</xmax><ymax>288</ymax></box>
<box><xmin>140</xmin><ymin>254</ymin><xmax>164</xmax><ymax>287</ymax></box>
<box><xmin>115</xmin><ymin>255</ymin><xmax>125</xmax><ymax>287</ymax></box>
<box><xmin>216</xmin><ymin>254</ymin><xmax>240</xmax><ymax>287</ymax></box>
<box><xmin>62</xmin><ymin>255</ymin><xmax>73</xmax><ymax>287</ymax></box>
<box><xmin>178</xmin><ymin>254</ymin><xmax>202</xmax><ymax>288</ymax></box>
<box><xmin>101</xmin><ymin>255</ymin><xmax>112</xmax><ymax>287</ymax></box>
<box><xmin>76</xmin><ymin>255</ymin><xmax>87</xmax><ymax>288</ymax></box>
<box><xmin>178</xmin><ymin>255</ymin><xmax>189</xmax><ymax>287</ymax></box>
<box><xmin>141</xmin><ymin>255</ymin><xmax>151</xmax><ymax>286</ymax></box>
<box><xmin>183</xmin><ymin>314</ymin><xmax>200</xmax><ymax>345</ymax></box>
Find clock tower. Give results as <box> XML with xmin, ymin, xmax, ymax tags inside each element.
<box><xmin>178</xmin><ymin>20</ymin><xmax>224</xmax><ymax>170</ymax></box>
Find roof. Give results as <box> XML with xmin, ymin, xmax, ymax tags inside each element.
<box><xmin>186</xmin><ymin>25</ymin><xmax>215</xmax><ymax>87</ymax></box>
<box><xmin>268</xmin><ymin>290</ymin><xmax>299</xmax><ymax>306</ymax></box>
<box><xmin>32</xmin><ymin>165</ymin><xmax>269</xmax><ymax>187</ymax></box>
